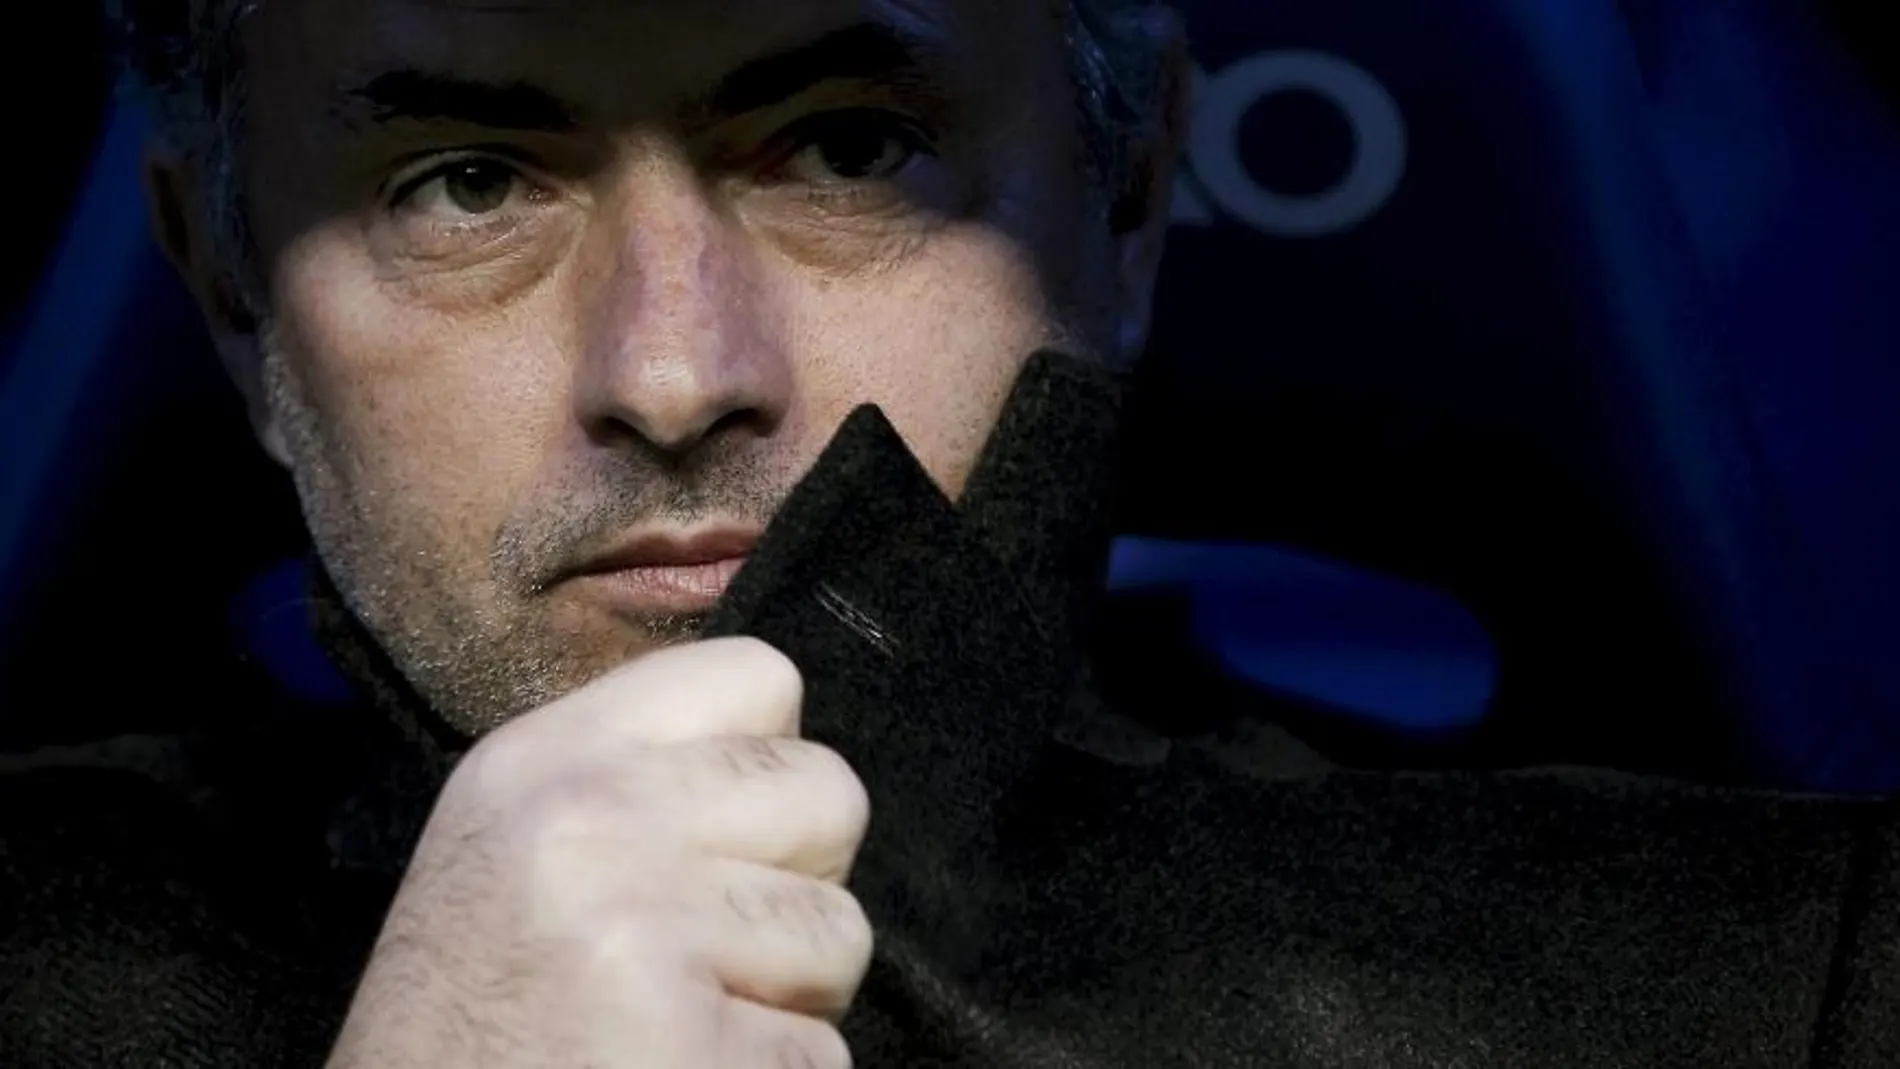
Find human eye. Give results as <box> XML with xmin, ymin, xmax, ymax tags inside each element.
<box><xmin>729</xmin><ymin>104</ymin><xmax>968</xmax><ymax>272</ymax></box>
<box><xmin>750</xmin><ymin>107</ymin><xmax>951</xmax><ymax>222</ymax></box>
<box><xmin>771</xmin><ymin>107</ymin><xmax>937</xmax><ymax>187</ymax></box>
<box><xmin>378</xmin><ymin>150</ymin><xmax>564</xmax><ymax>262</ymax></box>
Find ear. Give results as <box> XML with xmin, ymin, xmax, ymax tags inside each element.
<box><xmin>1106</xmin><ymin>6</ymin><xmax>1192</xmax><ymax>368</ymax></box>
<box><xmin>142</xmin><ymin>148</ymin><xmax>291</xmax><ymax>468</ymax></box>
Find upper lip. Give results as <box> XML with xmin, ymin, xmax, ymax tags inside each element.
<box><xmin>569</xmin><ymin>527</ymin><xmax>761</xmax><ymax>576</ymax></box>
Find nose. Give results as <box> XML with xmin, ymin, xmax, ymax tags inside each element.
<box><xmin>575</xmin><ymin>158</ymin><xmax>792</xmax><ymax>457</ymax></box>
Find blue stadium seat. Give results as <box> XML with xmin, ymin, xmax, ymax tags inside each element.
<box><xmin>1633</xmin><ymin>0</ymin><xmax>1900</xmax><ymax>789</ymax></box>
<box><xmin>1127</xmin><ymin>0</ymin><xmax>1900</xmax><ymax>788</ymax></box>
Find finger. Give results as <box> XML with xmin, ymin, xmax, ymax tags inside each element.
<box><xmin>693</xmin><ymin>858</ymin><xmax>874</xmax><ymax>1020</ymax></box>
<box><xmin>553</xmin><ymin>636</ymin><xmax>805</xmax><ymax>744</ymax></box>
<box><xmin>717</xmin><ymin>994</ymin><xmax>855</xmax><ymax>1069</ymax></box>
<box><xmin>494</xmin><ymin>736</ymin><xmax>868</xmax><ymax>926</ymax></box>
<box><xmin>600</xmin><ymin>636</ymin><xmax>804</xmax><ymax>742</ymax></box>
<box><xmin>653</xmin><ymin>736</ymin><xmax>871</xmax><ymax>880</ymax></box>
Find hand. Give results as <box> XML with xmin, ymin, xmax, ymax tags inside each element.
<box><xmin>324</xmin><ymin>637</ymin><xmax>873</xmax><ymax>1067</ymax></box>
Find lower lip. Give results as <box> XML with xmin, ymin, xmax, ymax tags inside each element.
<box><xmin>573</xmin><ymin>556</ymin><xmax>749</xmax><ymax>614</ymax></box>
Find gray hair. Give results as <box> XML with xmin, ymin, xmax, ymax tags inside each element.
<box><xmin>107</xmin><ymin>0</ymin><xmax>1174</xmax><ymax>302</ymax></box>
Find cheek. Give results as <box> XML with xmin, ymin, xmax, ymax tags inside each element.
<box><xmin>789</xmin><ymin>222</ymin><xmax>1078</xmax><ymax>498</ymax></box>
<box><xmin>267</xmin><ymin>228</ymin><xmax>567</xmax><ymax>542</ymax></box>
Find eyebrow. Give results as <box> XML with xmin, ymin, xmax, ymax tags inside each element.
<box><xmin>336</xmin><ymin>21</ymin><xmax>952</xmax><ymax>134</ymax></box>
<box><xmin>343</xmin><ymin>69</ymin><xmax>582</xmax><ymax>132</ymax></box>
<box><xmin>700</xmin><ymin>21</ymin><xmax>951</xmax><ymax>121</ymax></box>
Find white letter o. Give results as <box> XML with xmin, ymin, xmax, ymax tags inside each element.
<box><xmin>1190</xmin><ymin>51</ymin><xmax>1408</xmax><ymax>238</ymax></box>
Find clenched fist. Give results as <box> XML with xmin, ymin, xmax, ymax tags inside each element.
<box><xmin>325</xmin><ymin>638</ymin><xmax>873</xmax><ymax>1068</ymax></box>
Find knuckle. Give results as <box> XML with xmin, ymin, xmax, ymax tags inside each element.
<box><xmin>803</xmin><ymin>744</ymin><xmax>872</xmax><ymax>843</ymax></box>
<box><xmin>583</xmin><ymin>913</ymin><xmax>677</xmax><ymax>976</ymax></box>
<box><xmin>724</xmin><ymin>636</ymin><xmax>805</xmax><ymax>705</ymax></box>
<box><xmin>817</xmin><ymin>884</ymin><xmax>875</xmax><ymax>973</ymax></box>
<box><xmin>517</xmin><ymin>778</ymin><xmax>640</xmax><ymax>891</ymax></box>
<box><xmin>716</xmin><ymin>735</ymin><xmax>801</xmax><ymax>781</ymax></box>
<box><xmin>453</xmin><ymin>720</ymin><xmax>536</xmax><ymax>798</ymax></box>
<box><xmin>774</xmin><ymin>1021</ymin><xmax>853</xmax><ymax>1069</ymax></box>
<box><xmin>677</xmin><ymin>737</ymin><xmax>862</xmax><ymax>812</ymax></box>
<box><xmin>717</xmin><ymin>637</ymin><xmax>805</xmax><ymax>737</ymax></box>
<box><xmin>723</xmin><ymin>875</ymin><xmax>867</xmax><ymax>955</ymax></box>
<box><xmin>666</xmin><ymin>736</ymin><xmax>794</xmax><ymax>803</ymax></box>
<box><xmin>526</xmin><ymin>777</ymin><xmax>626</xmax><ymax>842</ymax></box>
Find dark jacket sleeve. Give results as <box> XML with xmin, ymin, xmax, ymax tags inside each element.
<box><xmin>0</xmin><ymin>754</ymin><xmax>351</xmax><ymax>1068</ymax></box>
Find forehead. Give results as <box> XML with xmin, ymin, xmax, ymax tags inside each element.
<box><xmin>243</xmin><ymin>0</ymin><xmax>1062</xmax><ymax>116</ymax></box>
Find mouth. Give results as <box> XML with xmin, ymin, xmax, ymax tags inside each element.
<box><xmin>562</xmin><ymin>527</ymin><xmax>759</xmax><ymax>615</ymax></box>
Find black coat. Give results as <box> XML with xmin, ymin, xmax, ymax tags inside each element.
<box><xmin>3</xmin><ymin>354</ymin><xmax>1896</xmax><ymax>1067</ymax></box>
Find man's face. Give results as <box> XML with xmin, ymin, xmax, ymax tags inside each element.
<box><xmin>167</xmin><ymin>0</ymin><xmax>1178</xmax><ymax>733</ymax></box>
